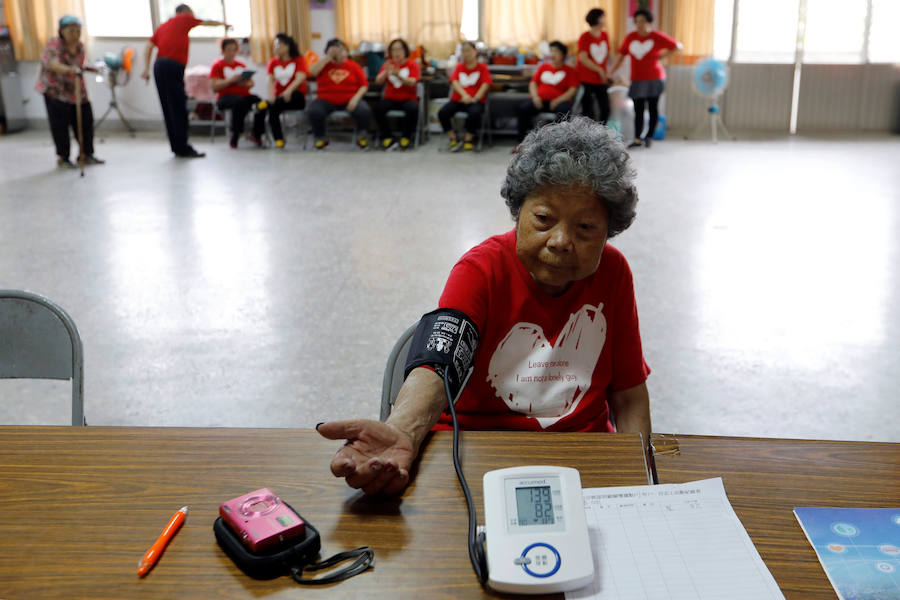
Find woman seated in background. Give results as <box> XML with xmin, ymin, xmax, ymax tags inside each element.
<box><xmin>318</xmin><ymin>117</ymin><xmax>651</xmax><ymax>495</ymax></box>
<box><xmin>373</xmin><ymin>38</ymin><xmax>420</xmax><ymax>151</ymax></box>
<box><xmin>36</xmin><ymin>15</ymin><xmax>104</xmax><ymax>168</ymax></box>
<box><xmin>607</xmin><ymin>9</ymin><xmax>681</xmax><ymax>148</ymax></box>
<box><xmin>307</xmin><ymin>38</ymin><xmax>371</xmax><ymax>150</ymax></box>
<box><xmin>266</xmin><ymin>33</ymin><xmax>308</xmax><ymax>149</ymax></box>
<box><xmin>210</xmin><ymin>37</ymin><xmax>267</xmax><ymax>149</ymax></box>
<box><xmin>437</xmin><ymin>41</ymin><xmax>492</xmax><ymax>152</ymax></box>
<box><xmin>515</xmin><ymin>41</ymin><xmax>578</xmax><ymax>149</ymax></box>
<box><xmin>576</xmin><ymin>8</ymin><xmax>613</xmax><ymax>124</ymax></box>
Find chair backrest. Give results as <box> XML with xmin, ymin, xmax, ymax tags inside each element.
<box><xmin>571</xmin><ymin>85</ymin><xmax>585</xmax><ymax>115</ymax></box>
<box><xmin>380</xmin><ymin>321</ymin><xmax>418</xmax><ymax>422</ymax></box>
<box><xmin>0</xmin><ymin>290</ymin><xmax>85</xmax><ymax>425</ymax></box>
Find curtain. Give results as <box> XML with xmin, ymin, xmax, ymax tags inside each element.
<box><xmin>249</xmin><ymin>0</ymin><xmax>312</xmax><ymax>65</ymax></box>
<box><xmin>485</xmin><ymin>0</ymin><xmax>622</xmax><ymax>51</ymax></box>
<box><xmin>483</xmin><ymin>0</ymin><xmax>543</xmax><ymax>48</ymax></box>
<box><xmin>4</xmin><ymin>0</ymin><xmax>85</xmax><ymax>61</ymax></box>
<box><xmin>672</xmin><ymin>0</ymin><xmax>715</xmax><ymax>56</ymax></box>
<box><xmin>659</xmin><ymin>0</ymin><xmax>714</xmax><ymax>59</ymax></box>
<box><xmin>336</xmin><ymin>0</ymin><xmax>463</xmax><ymax>59</ymax></box>
<box><xmin>545</xmin><ymin>0</ymin><xmax>621</xmax><ymax>48</ymax></box>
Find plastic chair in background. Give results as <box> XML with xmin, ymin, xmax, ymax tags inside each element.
<box><xmin>0</xmin><ymin>289</ymin><xmax>85</xmax><ymax>426</ymax></box>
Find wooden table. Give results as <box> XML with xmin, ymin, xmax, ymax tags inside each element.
<box><xmin>651</xmin><ymin>433</ymin><xmax>900</xmax><ymax>600</ymax></box>
<box><xmin>0</xmin><ymin>427</ymin><xmax>651</xmax><ymax>599</ymax></box>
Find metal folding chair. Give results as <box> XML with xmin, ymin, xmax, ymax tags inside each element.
<box><xmin>379</xmin><ymin>322</ymin><xmax>418</xmax><ymax>422</ymax></box>
<box><xmin>0</xmin><ymin>289</ymin><xmax>85</xmax><ymax>426</ymax></box>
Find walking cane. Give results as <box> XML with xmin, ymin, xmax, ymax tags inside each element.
<box><xmin>74</xmin><ymin>69</ymin><xmax>85</xmax><ymax>177</ymax></box>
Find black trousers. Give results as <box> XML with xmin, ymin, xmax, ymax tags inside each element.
<box><xmin>306</xmin><ymin>98</ymin><xmax>372</xmax><ymax>139</ymax></box>
<box><xmin>153</xmin><ymin>57</ymin><xmax>191</xmax><ymax>155</ymax></box>
<box><xmin>374</xmin><ymin>99</ymin><xmax>419</xmax><ymax>139</ymax></box>
<box><xmin>216</xmin><ymin>94</ymin><xmax>266</xmax><ymax>139</ymax></box>
<box><xmin>633</xmin><ymin>96</ymin><xmax>660</xmax><ymax>140</ymax></box>
<box><xmin>516</xmin><ymin>98</ymin><xmax>573</xmax><ymax>141</ymax></box>
<box><xmin>438</xmin><ymin>101</ymin><xmax>484</xmax><ymax>136</ymax></box>
<box><xmin>43</xmin><ymin>95</ymin><xmax>94</xmax><ymax>159</ymax></box>
<box><xmin>267</xmin><ymin>92</ymin><xmax>306</xmax><ymax>141</ymax></box>
<box><xmin>580</xmin><ymin>83</ymin><xmax>610</xmax><ymax>124</ymax></box>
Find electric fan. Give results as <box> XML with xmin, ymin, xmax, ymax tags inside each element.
<box><xmin>687</xmin><ymin>57</ymin><xmax>733</xmax><ymax>143</ymax></box>
<box><xmin>94</xmin><ymin>46</ymin><xmax>136</xmax><ymax>136</ymax></box>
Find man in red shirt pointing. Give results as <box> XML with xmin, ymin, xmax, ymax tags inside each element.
<box><xmin>141</xmin><ymin>4</ymin><xmax>228</xmax><ymax>158</ymax></box>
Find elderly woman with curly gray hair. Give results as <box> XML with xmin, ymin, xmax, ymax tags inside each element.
<box><xmin>318</xmin><ymin>117</ymin><xmax>651</xmax><ymax>496</ymax></box>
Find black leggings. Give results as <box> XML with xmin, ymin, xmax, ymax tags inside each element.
<box><xmin>216</xmin><ymin>94</ymin><xmax>266</xmax><ymax>139</ymax></box>
<box><xmin>633</xmin><ymin>96</ymin><xmax>660</xmax><ymax>140</ymax></box>
<box><xmin>580</xmin><ymin>83</ymin><xmax>610</xmax><ymax>124</ymax></box>
<box><xmin>43</xmin><ymin>95</ymin><xmax>94</xmax><ymax>159</ymax></box>
<box><xmin>267</xmin><ymin>92</ymin><xmax>306</xmax><ymax>141</ymax></box>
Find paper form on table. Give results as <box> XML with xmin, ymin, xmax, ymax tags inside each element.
<box><xmin>566</xmin><ymin>477</ymin><xmax>784</xmax><ymax>600</ymax></box>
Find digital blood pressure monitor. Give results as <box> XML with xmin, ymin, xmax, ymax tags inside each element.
<box><xmin>482</xmin><ymin>466</ymin><xmax>594</xmax><ymax>594</ymax></box>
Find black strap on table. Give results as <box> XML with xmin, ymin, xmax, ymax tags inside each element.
<box><xmin>289</xmin><ymin>546</ymin><xmax>375</xmax><ymax>585</ymax></box>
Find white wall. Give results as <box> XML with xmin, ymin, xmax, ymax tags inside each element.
<box><xmin>664</xmin><ymin>63</ymin><xmax>900</xmax><ymax>133</ymax></box>
<box><xmin>309</xmin><ymin>7</ymin><xmax>336</xmax><ymax>54</ymax></box>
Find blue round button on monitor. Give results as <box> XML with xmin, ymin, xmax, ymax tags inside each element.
<box><xmin>521</xmin><ymin>542</ymin><xmax>561</xmax><ymax>578</ymax></box>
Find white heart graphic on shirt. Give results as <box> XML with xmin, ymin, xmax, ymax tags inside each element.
<box><xmin>487</xmin><ymin>303</ymin><xmax>607</xmax><ymax>429</ymax></box>
<box><xmin>329</xmin><ymin>68</ymin><xmax>350</xmax><ymax>84</ymax></box>
<box><xmin>273</xmin><ymin>63</ymin><xmax>296</xmax><ymax>85</ymax></box>
<box><xmin>223</xmin><ymin>66</ymin><xmax>242</xmax><ymax>80</ymax></box>
<box><xmin>458</xmin><ymin>71</ymin><xmax>480</xmax><ymax>88</ymax></box>
<box><xmin>589</xmin><ymin>41</ymin><xmax>608</xmax><ymax>65</ymax></box>
<box><xmin>388</xmin><ymin>67</ymin><xmax>410</xmax><ymax>88</ymax></box>
<box><xmin>629</xmin><ymin>39</ymin><xmax>654</xmax><ymax>60</ymax></box>
<box><xmin>540</xmin><ymin>70</ymin><xmax>566</xmax><ymax>86</ymax></box>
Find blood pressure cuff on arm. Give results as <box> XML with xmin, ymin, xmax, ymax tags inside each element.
<box><xmin>404</xmin><ymin>308</ymin><xmax>479</xmax><ymax>403</ymax></box>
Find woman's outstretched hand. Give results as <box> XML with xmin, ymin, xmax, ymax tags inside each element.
<box><xmin>317</xmin><ymin>419</ymin><xmax>417</xmax><ymax>495</ymax></box>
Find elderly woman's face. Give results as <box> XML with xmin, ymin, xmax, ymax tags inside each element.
<box><xmin>61</xmin><ymin>25</ymin><xmax>81</xmax><ymax>44</ymax></box>
<box><xmin>515</xmin><ymin>185</ymin><xmax>609</xmax><ymax>296</ymax></box>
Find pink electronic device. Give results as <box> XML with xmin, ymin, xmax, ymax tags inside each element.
<box><xmin>219</xmin><ymin>488</ymin><xmax>306</xmax><ymax>553</ymax></box>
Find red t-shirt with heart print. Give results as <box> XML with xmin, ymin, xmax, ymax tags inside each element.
<box><xmin>531</xmin><ymin>62</ymin><xmax>578</xmax><ymax>101</ymax></box>
<box><xmin>210</xmin><ymin>59</ymin><xmax>251</xmax><ymax>99</ymax></box>
<box><xmin>267</xmin><ymin>56</ymin><xmax>308</xmax><ymax>96</ymax></box>
<box><xmin>377</xmin><ymin>59</ymin><xmax>420</xmax><ymax>102</ymax></box>
<box><xmin>576</xmin><ymin>30</ymin><xmax>611</xmax><ymax>85</ymax></box>
<box><xmin>433</xmin><ymin>229</ymin><xmax>650</xmax><ymax>432</ymax></box>
<box><xmin>449</xmin><ymin>62</ymin><xmax>492</xmax><ymax>103</ymax></box>
<box><xmin>617</xmin><ymin>30</ymin><xmax>678</xmax><ymax>81</ymax></box>
<box><xmin>315</xmin><ymin>59</ymin><xmax>368</xmax><ymax>106</ymax></box>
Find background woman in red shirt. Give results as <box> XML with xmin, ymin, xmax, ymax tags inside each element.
<box><xmin>373</xmin><ymin>38</ymin><xmax>420</xmax><ymax>151</ymax></box>
<box><xmin>608</xmin><ymin>9</ymin><xmax>681</xmax><ymax>148</ymax></box>
<box><xmin>306</xmin><ymin>38</ymin><xmax>371</xmax><ymax>150</ymax></box>
<box><xmin>515</xmin><ymin>41</ymin><xmax>578</xmax><ymax>145</ymax></box>
<box><xmin>437</xmin><ymin>41</ymin><xmax>492</xmax><ymax>152</ymax></box>
<box><xmin>210</xmin><ymin>38</ymin><xmax>267</xmax><ymax>149</ymax></box>
<box><xmin>576</xmin><ymin>8</ymin><xmax>613</xmax><ymax>124</ymax></box>
<box><xmin>266</xmin><ymin>33</ymin><xmax>308</xmax><ymax>148</ymax></box>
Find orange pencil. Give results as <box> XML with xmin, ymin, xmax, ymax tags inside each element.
<box><xmin>137</xmin><ymin>506</ymin><xmax>188</xmax><ymax>577</ymax></box>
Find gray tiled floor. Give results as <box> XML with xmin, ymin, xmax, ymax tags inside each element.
<box><xmin>1</xmin><ymin>128</ymin><xmax>898</xmax><ymax>442</ymax></box>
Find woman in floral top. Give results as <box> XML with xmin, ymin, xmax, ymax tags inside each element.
<box><xmin>35</xmin><ymin>15</ymin><xmax>104</xmax><ymax>168</ymax></box>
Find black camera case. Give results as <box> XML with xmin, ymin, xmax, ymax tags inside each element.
<box><xmin>213</xmin><ymin>501</ymin><xmax>321</xmax><ymax>580</ymax></box>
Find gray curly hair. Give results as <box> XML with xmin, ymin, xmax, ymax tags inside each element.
<box><xmin>501</xmin><ymin>117</ymin><xmax>638</xmax><ymax>237</ymax></box>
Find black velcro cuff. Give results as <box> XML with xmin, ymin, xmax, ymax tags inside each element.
<box><xmin>404</xmin><ymin>308</ymin><xmax>479</xmax><ymax>403</ymax></box>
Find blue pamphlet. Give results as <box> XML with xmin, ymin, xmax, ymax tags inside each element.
<box><xmin>794</xmin><ymin>507</ymin><xmax>900</xmax><ymax>600</ymax></box>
